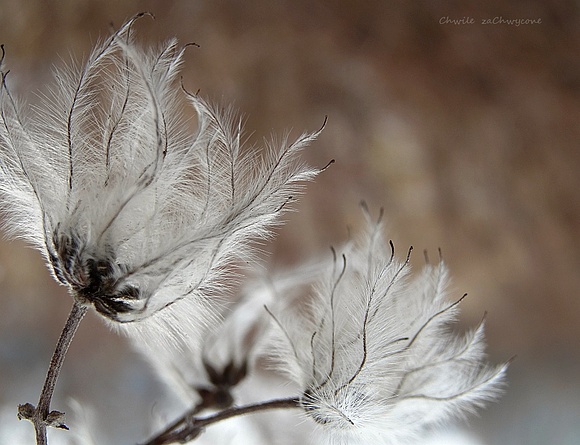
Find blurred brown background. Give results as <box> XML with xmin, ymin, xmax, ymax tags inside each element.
<box><xmin>0</xmin><ymin>1</ymin><xmax>579</xmax><ymax>443</ymax></box>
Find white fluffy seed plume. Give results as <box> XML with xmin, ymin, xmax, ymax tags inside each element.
<box><xmin>0</xmin><ymin>14</ymin><xmax>322</xmax><ymax>345</ymax></box>
<box><xmin>269</xmin><ymin>210</ymin><xmax>508</xmax><ymax>445</ymax></box>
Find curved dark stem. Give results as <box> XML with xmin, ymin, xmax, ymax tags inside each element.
<box><xmin>18</xmin><ymin>301</ymin><xmax>88</xmax><ymax>445</ymax></box>
<box><xmin>144</xmin><ymin>402</ymin><xmax>206</xmax><ymax>445</ymax></box>
<box><xmin>141</xmin><ymin>397</ymin><xmax>301</xmax><ymax>445</ymax></box>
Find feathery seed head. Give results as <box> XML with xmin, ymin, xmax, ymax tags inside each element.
<box><xmin>137</xmin><ymin>280</ymin><xmax>272</xmax><ymax>406</ymax></box>
<box><xmin>0</xmin><ymin>15</ymin><xmax>321</xmax><ymax>343</ymax></box>
<box><xmin>270</xmin><ymin>210</ymin><xmax>508</xmax><ymax>444</ymax></box>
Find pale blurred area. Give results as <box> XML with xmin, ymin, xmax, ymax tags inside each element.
<box><xmin>0</xmin><ymin>1</ymin><xmax>578</xmax><ymax>444</ymax></box>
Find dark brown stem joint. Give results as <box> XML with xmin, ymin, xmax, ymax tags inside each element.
<box><xmin>18</xmin><ymin>403</ymin><xmax>69</xmax><ymax>429</ymax></box>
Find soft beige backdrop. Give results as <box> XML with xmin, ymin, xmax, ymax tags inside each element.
<box><xmin>0</xmin><ymin>1</ymin><xmax>578</xmax><ymax>444</ymax></box>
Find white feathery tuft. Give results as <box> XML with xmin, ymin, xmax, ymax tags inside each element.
<box><xmin>268</xmin><ymin>209</ymin><xmax>508</xmax><ymax>444</ymax></box>
<box><xmin>0</xmin><ymin>14</ymin><xmax>321</xmax><ymax>346</ymax></box>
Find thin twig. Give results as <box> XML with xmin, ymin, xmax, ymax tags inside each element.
<box><xmin>18</xmin><ymin>301</ymin><xmax>88</xmax><ymax>445</ymax></box>
<box><xmin>142</xmin><ymin>397</ymin><xmax>301</xmax><ymax>445</ymax></box>
<box><xmin>143</xmin><ymin>401</ymin><xmax>206</xmax><ymax>445</ymax></box>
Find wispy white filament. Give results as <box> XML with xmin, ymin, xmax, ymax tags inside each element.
<box><xmin>270</xmin><ymin>210</ymin><xmax>508</xmax><ymax>444</ymax></box>
<box><xmin>0</xmin><ymin>15</ymin><xmax>321</xmax><ymax>345</ymax></box>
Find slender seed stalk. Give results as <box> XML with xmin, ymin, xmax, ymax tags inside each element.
<box><xmin>143</xmin><ymin>401</ymin><xmax>206</xmax><ymax>445</ymax></box>
<box><xmin>142</xmin><ymin>397</ymin><xmax>301</xmax><ymax>445</ymax></box>
<box><xmin>18</xmin><ymin>301</ymin><xmax>88</xmax><ymax>445</ymax></box>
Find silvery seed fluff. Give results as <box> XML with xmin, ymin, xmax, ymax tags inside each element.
<box><xmin>0</xmin><ymin>14</ymin><xmax>321</xmax><ymax>345</ymax></box>
<box><xmin>269</xmin><ymin>210</ymin><xmax>508</xmax><ymax>444</ymax></box>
